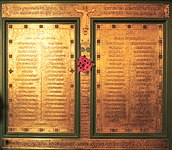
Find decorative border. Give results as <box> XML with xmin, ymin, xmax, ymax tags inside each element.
<box><xmin>2</xmin><ymin>138</ymin><xmax>168</xmax><ymax>149</ymax></box>
<box><xmin>0</xmin><ymin>0</ymin><xmax>171</xmax><ymax>3</ymax></box>
<box><xmin>2</xmin><ymin>4</ymin><xmax>169</xmax><ymax>18</ymax></box>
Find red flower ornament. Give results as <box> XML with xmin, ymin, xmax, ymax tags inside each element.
<box><xmin>77</xmin><ymin>55</ymin><xmax>92</xmax><ymax>73</ymax></box>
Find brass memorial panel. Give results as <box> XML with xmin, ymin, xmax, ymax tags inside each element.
<box><xmin>7</xmin><ymin>23</ymin><xmax>76</xmax><ymax>133</ymax></box>
<box><xmin>96</xmin><ymin>23</ymin><xmax>163</xmax><ymax>133</ymax></box>
<box><xmin>1</xmin><ymin>3</ymin><xmax>169</xmax><ymax>149</ymax></box>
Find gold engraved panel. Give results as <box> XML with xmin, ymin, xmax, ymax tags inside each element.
<box><xmin>96</xmin><ymin>23</ymin><xmax>163</xmax><ymax>133</ymax></box>
<box><xmin>8</xmin><ymin>23</ymin><xmax>76</xmax><ymax>133</ymax></box>
<box><xmin>1</xmin><ymin>3</ymin><xmax>169</xmax><ymax>149</ymax></box>
<box><xmin>2</xmin><ymin>4</ymin><xmax>169</xmax><ymax>48</ymax></box>
<box><xmin>2</xmin><ymin>138</ymin><xmax>168</xmax><ymax>149</ymax></box>
<box><xmin>2</xmin><ymin>4</ymin><xmax>169</xmax><ymax>19</ymax></box>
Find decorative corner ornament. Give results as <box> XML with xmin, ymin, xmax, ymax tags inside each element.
<box><xmin>81</xmin><ymin>47</ymin><xmax>90</xmax><ymax>52</ymax></box>
<box><xmin>76</xmin><ymin>5</ymin><xmax>95</xmax><ymax>35</ymax></box>
<box><xmin>163</xmin><ymin>4</ymin><xmax>170</xmax><ymax>18</ymax></box>
<box><xmin>77</xmin><ymin>55</ymin><xmax>92</xmax><ymax>73</ymax></box>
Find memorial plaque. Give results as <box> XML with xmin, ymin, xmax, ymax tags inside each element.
<box><xmin>1</xmin><ymin>3</ymin><xmax>170</xmax><ymax>150</ymax></box>
<box><xmin>7</xmin><ymin>23</ymin><xmax>76</xmax><ymax>133</ymax></box>
<box><xmin>95</xmin><ymin>23</ymin><xmax>163</xmax><ymax>133</ymax></box>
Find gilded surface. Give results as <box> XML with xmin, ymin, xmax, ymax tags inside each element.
<box><xmin>2</xmin><ymin>3</ymin><xmax>168</xmax><ymax>149</ymax></box>
<box><xmin>2</xmin><ymin>138</ymin><xmax>168</xmax><ymax>149</ymax></box>
<box><xmin>8</xmin><ymin>24</ymin><xmax>75</xmax><ymax>133</ymax></box>
<box><xmin>2</xmin><ymin>4</ymin><xmax>169</xmax><ymax>48</ymax></box>
<box><xmin>96</xmin><ymin>23</ymin><xmax>163</xmax><ymax>133</ymax></box>
<box><xmin>2</xmin><ymin>4</ymin><xmax>169</xmax><ymax>19</ymax></box>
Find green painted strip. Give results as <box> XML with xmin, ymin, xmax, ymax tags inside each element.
<box><xmin>0</xmin><ymin>3</ymin><xmax>3</xmax><ymax>149</ymax></box>
<box><xmin>167</xmin><ymin>4</ymin><xmax>172</xmax><ymax>150</ymax></box>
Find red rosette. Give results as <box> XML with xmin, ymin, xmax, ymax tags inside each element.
<box><xmin>77</xmin><ymin>55</ymin><xmax>92</xmax><ymax>73</ymax></box>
